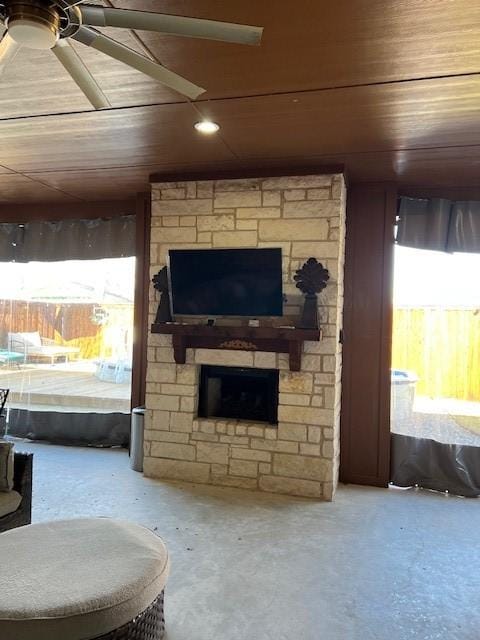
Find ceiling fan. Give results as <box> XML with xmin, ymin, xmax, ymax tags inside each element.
<box><xmin>0</xmin><ymin>1</ymin><xmax>263</xmax><ymax>107</ymax></box>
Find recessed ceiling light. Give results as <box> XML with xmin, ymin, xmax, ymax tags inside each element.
<box><xmin>194</xmin><ymin>121</ymin><xmax>220</xmax><ymax>134</ymax></box>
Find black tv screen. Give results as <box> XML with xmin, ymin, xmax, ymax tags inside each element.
<box><xmin>169</xmin><ymin>248</ymin><xmax>283</xmax><ymax>316</ymax></box>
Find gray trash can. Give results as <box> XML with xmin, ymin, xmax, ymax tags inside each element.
<box><xmin>130</xmin><ymin>406</ymin><xmax>145</xmax><ymax>472</ymax></box>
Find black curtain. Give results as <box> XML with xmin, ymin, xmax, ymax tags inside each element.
<box><xmin>0</xmin><ymin>215</ymin><xmax>135</xmax><ymax>262</ymax></box>
<box><xmin>397</xmin><ymin>196</ymin><xmax>480</xmax><ymax>253</ymax></box>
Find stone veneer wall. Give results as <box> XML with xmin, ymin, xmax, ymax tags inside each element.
<box><xmin>144</xmin><ymin>174</ymin><xmax>346</xmax><ymax>500</ymax></box>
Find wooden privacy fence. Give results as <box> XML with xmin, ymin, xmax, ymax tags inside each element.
<box><xmin>392</xmin><ymin>307</ymin><xmax>480</xmax><ymax>401</ymax></box>
<box><xmin>0</xmin><ymin>300</ymin><xmax>133</xmax><ymax>360</ymax></box>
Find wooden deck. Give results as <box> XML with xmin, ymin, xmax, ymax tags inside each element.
<box><xmin>0</xmin><ymin>364</ymin><xmax>130</xmax><ymax>412</ymax></box>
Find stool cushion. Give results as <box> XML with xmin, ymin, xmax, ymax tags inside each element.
<box><xmin>0</xmin><ymin>518</ymin><xmax>170</xmax><ymax>640</ymax></box>
<box><xmin>0</xmin><ymin>489</ymin><xmax>22</xmax><ymax>517</ymax></box>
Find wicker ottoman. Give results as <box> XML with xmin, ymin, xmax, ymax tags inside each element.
<box><xmin>0</xmin><ymin>518</ymin><xmax>170</xmax><ymax>640</ymax></box>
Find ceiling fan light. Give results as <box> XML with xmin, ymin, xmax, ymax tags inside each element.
<box><xmin>8</xmin><ymin>19</ymin><xmax>59</xmax><ymax>49</ymax></box>
<box><xmin>194</xmin><ymin>121</ymin><xmax>220</xmax><ymax>134</ymax></box>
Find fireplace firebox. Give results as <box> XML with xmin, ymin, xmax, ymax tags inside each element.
<box><xmin>198</xmin><ymin>365</ymin><xmax>279</xmax><ymax>425</ymax></box>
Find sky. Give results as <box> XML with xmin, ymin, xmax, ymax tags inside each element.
<box><xmin>393</xmin><ymin>246</ymin><xmax>480</xmax><ymax>307</ymax></box>
<box><xmin>0</xmin><ymin>257</ymin><xmax>136</xmax><ymax>303</ymax></box>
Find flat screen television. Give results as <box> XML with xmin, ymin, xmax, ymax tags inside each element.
<box><xmin>169</xmin><ymin>248</ymin><xmax>283</xmax><ymax>316</ymax></box>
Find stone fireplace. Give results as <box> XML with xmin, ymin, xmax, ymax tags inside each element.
<box><xmin>144</xmin><ymin>173</ymin><xmax>346</xmax><ymax>500</ymax></box>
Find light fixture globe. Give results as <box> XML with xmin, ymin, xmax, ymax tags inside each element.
<box><xmin>194</xmin><ymin>121</ymin><xmax>220</xmax><ymax>134</ymax></box>
<box><xmin>8</xmin><ymin>18</ymin><xmax>58</xmax><ymax>49</ymax></box>
<box><xmin>6</xmin><ymin>2</ymin><xmax>60</xmax><ymax>50</ymax></box>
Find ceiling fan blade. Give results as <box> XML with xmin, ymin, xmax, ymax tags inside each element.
<box><xmin>0</xmin><ymin>32</ymin><xmax>21</xmax><ymax>75</ymax></box>
<box><xmin>52</xmin><ymin>39</ymin><xmax>110</xmax><ymax>109</ymax></box>
<box><xmin>72</xmin><ymin>27</ymin><xmax>205</xmax><ymax>99</ymax></box>
<box><xmin>79</xmin><ymin>5</ymin><xmax>263</xmax><ymax>46</ymax></box>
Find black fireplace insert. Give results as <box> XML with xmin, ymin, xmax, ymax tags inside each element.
<box><xmin>198</xmin><ymin>365</ymin><xmax>279</xmax><ymax>425</ymax></box>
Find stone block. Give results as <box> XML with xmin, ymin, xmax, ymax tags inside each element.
<box><xmin>195</xmin><ymin>349</ymin><xmax>254</xmax><ymax>367</ymax></box>
<box><xmin>250</xmin><ymin>439</ymin><xmax>298</xmax><ymax>453</ymax></box>
<box><xmin>191</xmin><ymin>432</ymin><xmax>219</xmax><ymax>442</ymax></box>
<box><xmin>300</xmin><ymin>443</ymin><xmax>321</xmax><ymax>456</ymax></box>
<box><xmin>211</xmin><ymin>475</ymin><xmax>258</xmax><ymax>490</ymax></box>
<box><xmin>307</xmin><ymin>188</ymin><xmax>330</xmax><ymax>200</ymax></box>
<box><xmin>160</xmin><ymin>187</ymin><xmax>185</xmax><ymax>200</ymax></box>
<box><xmin>229</xmin><ymin>459</ymin><xmax>258</xmax><ymax>478</ymax></box>
<box><xmin>180</xmin><ymin>216</ymin><xmax>196</xmax><ymax>226</ymax></box>
<box><xmin>236</xmin><ymin>207</ymin><xmax>280</xmax><ymax>219</ymax></box>
<box><xmin>198</xmin><ymin>420</ymin><xmax>216</xmax><ymax>434</ymax></box>
<box><xmin>265</xmin><ymin>428</ymin><xmax>277</xmax><ymax>440</ymax></box>
<box><xmin>146</xmin><ymin>363</ymin><xmax>177</xmax><ymax>383</ymax></box>
<box><xmin>322</xmin><ymin>440</ymin><xmax>335</xmax><ymax>458</ymax></box>
<box><xmin>181</xmin><ymin>397</ymin><xmax>196</xmax><ymax>412</ymax></box>
<box><xmin>253</xmin><ymin>352</ymin><xmax>277</xmax><ymax>368</ymax></box>
<box><xmin>273</xmin><ymin>453</ymin><xmax>329</xmax><ymax>482</ymax></box>
<box><xmin>283</xmin><ymin>189</ymin><xmax>305</xmax><ymax>200</ymax></box>
<box><xmin>236</xmin><ymin>425</ymin><xmax>248</xmax><ymax>436</ymax></box>
<box><xmin>176</xmin><ymin>365</ymin><xmax>198</xmax><ymax>385</ymax></box>
<box><xmin>231</xmin><ymin>448</ymin><xmax>271</xmax><ymax>462</ymax></box>
<box><xmin>264</xmin><ymin>175</ymin><xmax>334</xmax><ymax>190</ymax></box>
<box><xmin>197</xmin><ymin>214</ymin><xmax>235</xmax><ymax>231</ymax></box>
<box><xmin>259</xmin><ymin>219</ymin><xmax>328</xmax><ymax>242</ymax></box>
<box><xmin>259</xmin><ymin>474</ymin><xmax>322</xmax><ymax>498</ymax></box>
<box><xmin>212</xmin><ymin>231</ymin><xmax>258</xmax><ymax>247</ymax></box>
<box><xmin>196</xmin><ymin>442</ymin><xmax>229</xmax><ymax>464</ymax></box>
<box><xmin>219</xmin><ymin>435</ymin><xmax>250</xmax><ymax>446</ymax></box>
<box><xmin>236</xmin><ymin>220</ymin><xmax>258</xmax><ymax>230</ymax></box>
<box><xmin>283</xmin><ymin>200</ymin><xmax>340</xmax><ymax>219</ymax></box>
<box><xmin>144</xmin><ymin>458</ymin><xmax>210</xmax><ymax>483</ymax></box>
<box><xmin>163</xmin><ymin>216</ymin><xmax>180</xmax><ymax>226</ymax></box>
<box><xmin>150</xmin><ymin>441</ymin><xmax>195</xmax><ymax>461</ymax></box>
<box><xmin>169</xmin><ymin>412</ymin><xmax>194</xmax><ymax>432</ymax></box>
<box><xmin>247</xmin><ymin>426</ymin><xmax>264</xmax><ymax>438</ymax></box>
<box><xmin>151</xmin><ymin>227</ymin><xmax>196</xmax><ymax>243</ymax></box>
<box><xmin>279</xmin><ymin>372</ymin><xmax>313</xmax><ymax>394</ymax></box>
<box><xmin>147</xmin><ymin>410</ymin><xmax>170</xmax><ymax>431</ymax></box>
<box><xmin>278</xmin><ymin>405</ymin><xmax>333</xmax><ymax>426</ymax></box>
<box><xmin>161</xmin><ymin>383</ymin><xmax>196</xmax><ymax>396</ymax></box>
<box><xmin>149</xmin><ymin>395</ymin><xmax>180</xmax><ymax>411</ymax></box>
<box><xmin>291</xmin><ymin>241</ymin><xmax>338</xmax><ymax>259</ymax></box>
<box><xmin>152</xmin><ymin>199</ymin><xmax>212</xmax><ymax>215</ymax></box>
<box><xmin>214</xmin><ymin>191</ymin><xmax>262</xmax><ymax>208</ymax></box>
<box><xmin>186</xmin><ymin>182</ymin><xmax>197</xmax><ymax>198</ymax></box>
<box><xmin>262</xmin><ymin>191</ymin><xmax>281</xmax><ymax>206</ymax></box>
<box><xmin>197</xmin><ymin>181</ymin><xmax>214</xmax><ymax>198</ymax></box>
<box><xmin>278</xmin><ymin>393</ymin><xmax>310</xmax><ymax>407</ymax></box>
<box><xmin>259</xmin><ymin>463</ymin><xmax>271</xmax><ymax>474</ymax></box>
<box><xmin>198</xmin><ymin>232</ymin><xmax>212</xmax><ymax>243</ymax></box>
<box><xmin>301</xmin><ymin>355</ymin><xmax>321</xmax><ymax>372</ymax></box>
<box><xmin>215</xmin><ymin>178</ymin><xmax>261</xmax><ymax>192</ymax></box>
<box><xmin>149</xmin><ymin>431</ymin><xmax>190</xmax><ymax>444</ymax></box>
<box><xmin>277</xmin><ymin>423</ymin><xmax>307</xmax><ymax>441</ymax></box>
<box><xmin>155</xmin><ymin>348</ymin><xmax>175</xmax><ymax>363</ymax></box>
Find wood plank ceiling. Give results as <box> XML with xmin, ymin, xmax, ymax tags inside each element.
<box><xmin>1</xmin><ymin>0</ymin><xmax>480</xmax><ymax>203</ymax></box>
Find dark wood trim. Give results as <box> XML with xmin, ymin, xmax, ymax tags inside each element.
<box><xmin>0</xmin><ymin>200</ymin><xmax>135</xmax><ymax>223</ymax></box>
<box><xmin>151</xmin><ymin>322</ymin><xmax>320</xmax><ymax>372</ymax></box>
<box><xmin>150</xmin><ymin>165</ymin><xmax>345</xmax><ymax>184</ymax></box>
<box><xmin>399</xmin><ymin>186</ymin><xmax>480</xmax><ymax>200</ymax></box>
<box><xmin>340</xmin><ymin>182</ymin><xmax>397</xmax><ymax>487</ymax></box>
<box><xmin>131</xmin><ymin>192</ymin><xmax>151</xmax><ymax>410</ymax></box>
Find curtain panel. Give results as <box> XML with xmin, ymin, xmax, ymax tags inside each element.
<box><xmin>0</xmin><ymin>215</ymin><xmax>135</xmax><ymax>262</ymax></box>
<box><xmin>397</xmin><ymin>196</ymin><xmax>480</xmax><ymax>253</ymax></box>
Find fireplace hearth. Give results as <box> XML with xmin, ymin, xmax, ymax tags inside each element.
<box><xmin>198</xmin><ymin>365</ymin><xmax>279</xmax><ymax>425</ymax></box>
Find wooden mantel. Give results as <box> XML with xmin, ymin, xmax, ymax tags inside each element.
<box><xmin>151</xmin><ymin>323</ymin><xmax>321</xmax><ymax>372</ymax></box>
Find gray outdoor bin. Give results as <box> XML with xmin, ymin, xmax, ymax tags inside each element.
<box><xmin>130</xmin><ymin>407</ymin><xmax>145</xmax><ymax>472</ymax></box>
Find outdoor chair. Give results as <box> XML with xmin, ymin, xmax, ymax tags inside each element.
<box><xmin>0</xmin><ymin>452</ymin><xmax>33</xmax><ymax>533</ymax></box>
<box><xmin>8</xmin><ymin>331</ymin><xmax>80</xmax><ymax>365</ymax></box>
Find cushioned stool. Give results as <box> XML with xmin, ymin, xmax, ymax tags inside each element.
<box><xmin>0</xmin><ymin>518</ymin><xmax>170</xmax><ymax>640</ymax></box>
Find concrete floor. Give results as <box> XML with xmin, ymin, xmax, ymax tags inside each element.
<box><xmin>16</xmin><ymin>440</ymin><xmax>480</xmax><ymax>640</ymax></box>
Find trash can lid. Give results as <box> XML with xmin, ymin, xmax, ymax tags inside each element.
<box><xmin>391</xmin><ymin>369</ymin><xmax>418</xmax><ymax>384</ymax></box>
<box><xmin>132</xmin><ymin>406</ymin><xmax>145</xmax><ymax>414</ymax></box>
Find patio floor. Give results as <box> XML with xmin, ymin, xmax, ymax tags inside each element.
<box><xmin>0</xmin><ymin>361</ymin><xmax>130</xmax><ymax>412</ymax></box>
<box><xmin>17</xmin><ymin>440</ymin><xmax>480</xmax><ymax>640</ymax></box>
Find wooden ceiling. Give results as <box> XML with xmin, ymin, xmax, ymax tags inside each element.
<box><xmin>2</xmin><ymin>0</ymin><xmax>480</xmax><ymax>204</ymax></box>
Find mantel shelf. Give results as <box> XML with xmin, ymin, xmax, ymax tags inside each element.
<box><xmin>151</xmin><ymin>323</ymin><xmax>321</xmax><ymax>372</ymax></box>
